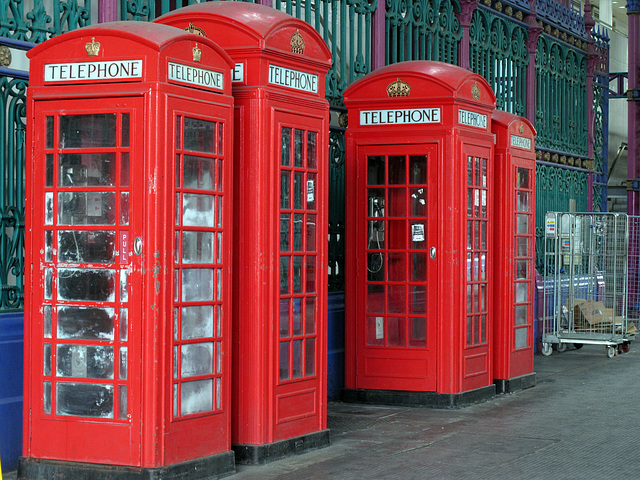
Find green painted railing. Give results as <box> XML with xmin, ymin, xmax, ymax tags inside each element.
<box><xmin>0</xmin><ymin>75</ymin><xmax>26</xmax><ymax>309</ymax></box>
<box><xmin>534</xmin><ymin>35</ymin><xmax>587</xmax><ymax>157</ymax></box>
<box><xmin>386</xmin><ymin>0</ymin><xmax>462</xmax><ymax>65</ymax></box>
<box><xmin>469</xmin><ymin>7</ymin><xmax>528</xmax><ymax>116</ymax></box>
<box><xmin>0</xmin><ymin>0</ymin><xmax>90</xmax><ymax>42</ymax></box>
<box><xmin>535</xmin><ymin>164</ymin><xmax>588</xmax><ymax>270</ymax></box>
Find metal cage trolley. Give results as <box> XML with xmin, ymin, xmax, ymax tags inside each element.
<box><xmin>541</xmin><ymin>212</ymin><xmax>636</xmax><ymax>358</ymax></box>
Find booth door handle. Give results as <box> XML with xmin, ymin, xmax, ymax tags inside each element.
<box><xmin>134</xmin><ymin>237</ymin><xmax>143</xmax><ymax>256</ymax></box>
<box><xmin>430</xmin><ymin>247</ymin><xmax>436</xmax><ymax>259</ymax></box>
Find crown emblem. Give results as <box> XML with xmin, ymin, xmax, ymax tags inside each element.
<box><xmin>291</xmin><ymin>30</ymin><xmax>305</xmax><ymax>54</ymax></box>
<box><xmin>85</xmin><ymin>37</ymin><xmax>100</xmax><ymax>56</ymax></box>
<box><xmin>519</xmin><ymin>123</ymin><xmax>525</xmax><ymax>134</ymax></box>
<box><xmin>183</xmin><ymin>22</ymin><xmax>207</xmax><ymax>37</ymax></box>
<box><xmin>471</xmin><ymin>82</ymin><xmax>480</xmax><ymax>100</ymax></box>
<box><xmin>193</xmin><ymin>43</ymin><xmax>202</xmax><ymax>62</ymax></box>
<box><xmin>386</xmin><ymin>78</ymin><xmax>411</xmax><ymax>97</ymax></box>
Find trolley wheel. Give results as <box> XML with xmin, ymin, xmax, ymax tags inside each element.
<box><xmin>606</xmin><ymin>346</ymin><xmax>616</xmax><ymax>358</ymax></box>
<box><xmin>573</xmin><ymin>343</ymin><xmax>583</xmax><ymax>350</ymax></box>
<box><xmin>621</xmin><ymin>342</ymin><xmax>631</xmax><ymax>353</ymax></box>
<box><xmin>556</xmin><ymin>343</ymin><xmax>567</xmax><ymax>353</ymax></box>
<box><xmin>541</xmin><ymin>343</ymin><xmax>553</xmax><ymax>356</ymax></box>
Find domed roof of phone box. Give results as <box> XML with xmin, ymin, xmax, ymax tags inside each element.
<box><xmin>27</xmin><ymin>21</ymin><xmax>235</xmax><ymax>87</ymax></box>
<box><xmin>154</xmin><ymin>1</ymin><xmax>331</xmax><ymax>67</ymax></box>
<box><xmin>344</xmin><ymin>60</ymin><xmax>496</xmax><ymax>108</ymax></box>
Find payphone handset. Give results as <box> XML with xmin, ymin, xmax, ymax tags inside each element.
<box><xmin>368</xmin><ymin>196</ymin><xmax>384</xmax><ymax>275</ymax></box>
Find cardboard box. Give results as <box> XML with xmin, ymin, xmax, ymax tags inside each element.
<box><xmin>573</xmin><ymin>299</ymin><xmax>613</xmax><ymax>327</ymax></box>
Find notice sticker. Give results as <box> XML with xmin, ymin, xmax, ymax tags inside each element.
<box><xmin>375</xmin><ymin>317</ymin><xmax>384</xmax><ymax>340</ymax></box>
<box><xmin>307</xmin><ymin>179</ymin><xmax>315</xmax><ymax>203</ymax></box>
<box><xmin>412</xmin><ymin>224</ymin><xmax>425</xmax><ymax>242</ymax></box>
<box><xmin>545</xmin><ymin>215</ymin><xmax>556</xmax><ymax>237</ymax></box>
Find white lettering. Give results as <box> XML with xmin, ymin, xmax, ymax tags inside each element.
<box><xmin>44</xmin><ymin>60</ymin><xmax>143</xmax><ymax>82</ymax></box>
<box><xmin>510</xmin><ymin>134</ymin><xmax>532</xmax><ymax>150</ymax></box>
<box><xmin>268</xmin><ymin>64</ymin><xmax>318</xmax><ymax>93</ymax></box>
<box><xmin>360</xmin><ymin>108</ymin><xmax>441</xmax><ymax>126</ymax></box>
<box><xmin>167</xmin><ymin>62</ymin><xmax>224</xmax><ymax>91</ymax></box>
<box><xmin>458</xmin><ymin>109</ymin><xmax>488</xmax><ymax>129</ymax></box>
<box><xmin>232</xmin><ymin>63</ymin><xmax>244</xmax><ymax>83</ymax></box>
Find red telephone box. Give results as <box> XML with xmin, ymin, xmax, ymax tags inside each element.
<box><xmin>22</xmin><ymin>22</ymin><xmax>236</xmax><ymax>478</ymax></box>
<box><xmin>343</xmin><ymin>61</ymin><xmax>497</xmax><ymax>406</ymax></box>
<box><xmin>155</xmin><ymin>3</ymin><xmax>331</xmax><ymax>462</ymax></box>
<box><xmin>491</xmin><ymin>110</ymin><xmax>537</xmax><ymax>393</ymax></box>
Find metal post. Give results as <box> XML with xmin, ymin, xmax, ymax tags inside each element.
<box><xmin>525</xmin><ymin>4</ymin><xmax>542</xmax><ymax>125</ymax></box>
<box><xmin>371</xmin><ymin>0</ymin><xmax>386</xmax><ymax>71</ymax></box>
<box><xmin>457</xmin><ymin>0</ymin><xmax>478</xmax><ymax>70</ymax></box>
<box><xmin>98</xmin><ymin>0</ymin><xmax>118</xmax><ymax>23</ymax></box>
<box><xmin>585</xmin><ymin>0</ymin><xmax>596</xmax><ymax>212</ymax></box>
<box><xmin>628</xmin><ymin>0</ymin><xmax>640</xmax><ymax>217</ymax></box>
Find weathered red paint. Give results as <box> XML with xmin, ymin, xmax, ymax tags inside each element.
<box><xmin>24</xmin><ymin>22</ymin><xmax>235</xmax><ymax>468</ymax></box>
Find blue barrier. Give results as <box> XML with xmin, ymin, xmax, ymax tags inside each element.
<box><xmin>0</xmin><ymin>312</ymin><xmax>23</xmax><ymax>473</ymax></box>
<box><xmin>327</xmin><ymin>292</ymin><xmax>345</xmax><ymax>400</ymax></box>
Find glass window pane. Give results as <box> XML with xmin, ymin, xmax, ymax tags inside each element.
<box><xmin>58</xmin><ymin>268</ymin><xmax>115</xmax><ymax>302</ymax></box>
<box><xmin>368</xmin><ymin>221</ymin><xmax>385</xmax><ymax>251</ymax></box>
<box><xmin>121</xmin><ymin>113</ymin><xmax>130</xmax><ymax>148</ymax></box>
<box><xmin>516</xmin><ymin>260</ymin><xmax>529</xmax><ymax>279</ymax></box>
<box><xmin>388</xmin><ymin>188</ymin><xmax>406</xmax><ymax>217</ymax></box>
<box><xmin>411</xmin><ymin>188</ymin><xmax>426</xmax><ymax>217</ymax></box>
<box><xmin>388</xmin><ymin>284</ymin><xmax>406</xmax><ymax>314</ymax></box>
<box><xmin>292</xmin><ymin>339</ymin><xmax>303</xmax><ymax>378</ymax></box>
<box><xmin>516</xmin><ymin>282</ymin><xmax>528</xmax><ymax>303</ymax></box>
<box><xmin>44</xmin><ymin>343</ymin><xmax>51</xmax><ymax>376</ymax></box>
<box><xmin>280</xmin><ymin>257</ymin><xmax>290</xmax><ymax>294</ymax></box>
<box><xmin>280</xmin><ymin>214</ymin><xmax>290</xmax><ymax>252</ymax></box>
<box><xmin>281</xmin><ymin>127</ymin><xmax>291</xmax><ymax>166</ymax></box>
<box><xmin>306</xmin><ymin>215</ymin><xmax>316</xmax><ymax>252</ymax></box>
<box><xmin>367</xmin><ymin>284</ymin><xmax>384</xmax><ymax>314</ymax></box>
<box><xmin>280</xmin><ymin>299</ymin><xmax>290</xmax><ymax>337</ymax></box>
<box><xmin>294</xmin><ymin>129</ymin><xmax>304</xmax><ymax>167</ymax></box>
<box><xmin>184</xmin><ymin>156</ymin><xmax>215</xmax><ymax>190</ymax></box>
<box><xmin>182</xmin><ymin>193</ymin><xmax>214</xmax><ymax>227</ymax></box>
<box><xmin>181</xmin><ymin>343</ymin><xmax>213</xmax><ymax>377</ymax></box>
<box><xmin>306</xmin><ymin>256</ymin><xmax>316</xmax><ymax>293</ymax></box>
<box><xmin>293</xmin><ymin>256</ymin><xmax>302</xmax><ymax>293</ymax></box>
<box><xmin>182</xmin><ymin>306</ymin><xmax>214</xmax><ymax>339</ymax></box>
<box><xmin>217</xmin><ymin>159</ymin><xmax>223</xmax><ymax>192</ymax></box>
<box><xmin>517</xmin><ymin>168</ymin><xmax>529</xmax><ymax>189</ymax></box>
<box><xmin>410</xmin><ymin>285</ymin><xmax>426</xmax><ymax>314</ymax></box>
<box><xmin>409</xmin><ymin>155</ymin><xmax>427</xmax><ymax>184</ymax></box>
<box><xmin>388</xmin><ymin>220</ymin><xmax>406</xmax><ymax>250</ymax></box>
<box><xmin>307</xmin><ymin>131</ymin><xmax>317</xmax><ymax>169</ymax></box>
<box><xmin>58</xmin><ymin>192</ymin><xmax>116</xmax><ymax>225</ymax></box>
<box><xmin>294</xmin><ymin>172</ymin><xmax>304</xmax><ymax>210</ymax></box>
<box><xmin>293</xmin><ymin>298</ymin><xmax>302</xmax><ymax>334</ymax></box>
<box><xmin>119</xmin><ymin>385</ymin><xmax>128</xmax><ymax>419</ymax></box>
<box><xmin>294</xmin><ymin>213</ymin><xmax>303</xmax><ymax>251</ymax></box>
<box><xmin>517</xmin><ymin>191</ymin><xmax>529</xmax><ymax>212</ymax></box>
<box><xmin>46</xmin><ymin>154</ymin><xmax>53</xmax><ymax>187</ymax></box>
<box><xmin>45</xmin><ymin>231</ymin><xmax>53</xmax><ymax>262</ymax></box>
<box><xmin>367</xmin><ymin>252</ymin><xmax>384</xmax><ymax>282</ymax></box>
<box><xmin>59</xmin><ymin>153</ymin><xmax>116</xmax><ymax>187</ymax></box>
<box><xmin>44</xmin><ymin>268</ymin><xmax>52</xmax><ymax>299</ymax></box>
<box><xmin>43</xmin><ymin>381</ymin><xmax>51</xmax><ymax>414</ymax></box>
<box><xmin>46</xmin><ymin>116</ymin><xmax>54</xmax><ymax>149</ymax></box>
<box><xmin>387</xmin><ymin>317</ymin><xmax>406</xmax><ymax>346</ymax></box>
<box><xmin>57</xmin><ymin>306</ymin><xmax>115</xmax><ymax>340</ymax></box>
<box><xmin>410</xmin><ymin>317</ymin><xmax>426</xmax><ymax>347</ymax></box>
<box><xmin>279</xmin><ymin>341</ymin><xmax>290</xmax><ymax>380</ymax></box>
<box><xmin>367</xmin><ymin>316</ymin><xmax>384</xmax><ymax>346</ymax></box>
<box><xmin>517</xmin><ymin>237</ymin><xmax>529</xmax><ymax>257</ymax></box>
<box><xmin>388</xmin><ymin>253</ymin><xmax>405</xmax><ymax>282</ymax></box>
<box><xmin>305</xmin><ymin>338</ymin><xmax>315</xmax><ymax>376</ymax></box>
<box><xmin>307</xmin><ymin>173</ymin><xmax>316</xmax><ymax>210</ymax></box>
<box><xmin>218</xmin><ymin>123</ymin><xmax>223</xmax><ymax>155</ymax></box>
<box><xmin>45</xmin><ymin>192</ymin><xmax>53</xmax><ymax>225</ymax></box>
<box><xmin>184</xmin><ymin>118</ymin><xmax>215</xmax><ymax>152</ymax></box>
<box><xmin>119</xmin><ymin>347</ymin><xmax>127</xmax><ymax>380</ymax></box>
<box><xmin>517</xmin><ymin>214</ymin><xmax>529</xmax><ymax>234</ymax></box>
<box><xmin>59</xmin><ymin>114</ymin><xmax>116</xmax><ymax>149</ymax></box>
<box><xmin>182</xmin><ymin>231</ymin><xmax>214</xmax><ymax>264</ymax></box>
<box><xmin>182</xmin><ymin>268</ymin><xmax>214</xmax><ymax>302</ymax></box>
<box><xmin>56</xmin><ymin>382</ymin><xmax>114</xmax><ymax>418</ymax></box>
<box><xmin>388</xmin><ymin>156</ymin><xmax>406</xmax><ymax>184</ymax></box>
<box><xmin>121</xmin><ymin>192</ymin><xmax>129</xmax><ymax>226</ymax></box>
<box><xmin>367</xmin><ymin>156</ymin><xmax>385</xmax><ymax>185</ymax></box>
<box><xmin>412</xmin><ymin>253</ymin><xmax>426</xmax><ymax>281</ymax></box>
<box><xmin>516</xmin><ymin>305</ymin><xmax>528</xmax><ymax>326</ymax></box>
<box><xmin>120</xmin><ymin>269</ymin><xmax>128</xmax><ymax>303</ymax></box>
<box><xmin>515</xmin><ymin>328</ymin><xmax>528</xmax><ymax>349</ymax></box>
<box><xmin>56</xmin><ymin>344</ymin><xmax>114</xmax><ymax>379</ymax></box>
<box><xmin>181</xmin><ymin>379</ymin><xmax>213</xmax><ymax>415</ymax></box>
<box><xmin>305</xmin><ymin>297</ymin><xmax>315</xmax><ymax>334</ymax></box>
<box><xmin>44</xmin><ymin>305</ymin><xmax>52</xmax><ymax>338</ymax></box>
<box><xmin>120</xmin><ymin>308</ymin><xmax>128</xmax><ymax>341</ymax></box>
<box><xmin>281</xmin><ymin>172</ymin><xmax>290</xmax><ymax>209</ymax></box>
<box><xmin>58</xmin><ymin>231</ymin><xmax>116</xmax><ymax>264</ymax></box>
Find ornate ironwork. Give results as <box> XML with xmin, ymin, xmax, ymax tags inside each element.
<box><xmin>535</xmin><ymin>34</ymin><xmax>587</xmax><ymax>157</ymax></box>
<box><xmin>535</xmin><ymin>0</ymin><xmax>586</xmax><ymax>39</ymax></box>
<box><xmin>0</xmin><ymin>0</ymin><xmax>89</xmax><ymax>42</ymax></box>
<box><xmin>0</xmin><ymin>75</ymin><xmax>26</xmax><ymax>309</ymax></box>
<box><xmin>386</xmin><ymin>0</ymin><xmax>462</xmax><ymax>65</ymax></box>
<box><xmin>328</xmin><ymin>125</ymin><xmax>345</xmax><ymax>292</ymax></box>
<box><xmin>535</xmin><ymin>164</ymin><xmax>588</xmax><ymax>270</ymax></box>
<box><xmin>469</xmin><ymin>7</ymin><xmax>528</xmax><ymax>116</ymax></box>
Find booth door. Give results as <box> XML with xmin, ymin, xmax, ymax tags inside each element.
<box><xmin>28</xmin><ymin>99</ymin><xmax>143</xmax><ymax>465</ymax></box>
<box><xmin>275</xmin><ymin>111</ymin><xmax>325</xmax><ymax>440</ymax></box>
<box><xmin>356</xmin><ymin>145</ymin><xmax>438</xmax><ymax>392</ymax></box>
